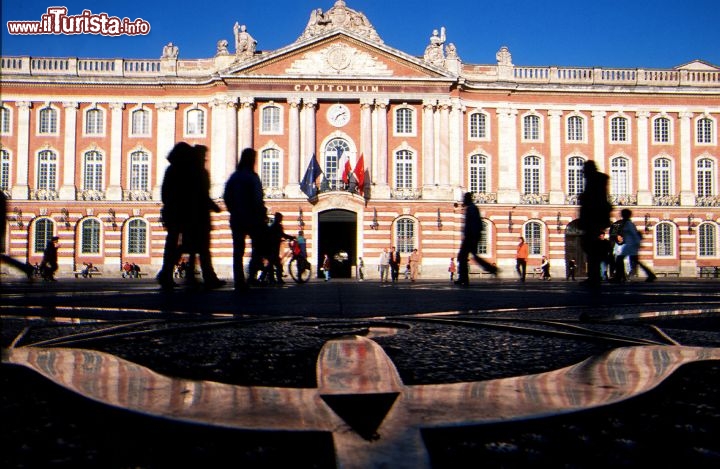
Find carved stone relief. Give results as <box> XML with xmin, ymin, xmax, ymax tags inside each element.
<box><xmin>286</xmin><ymin>44</ymin><xmax>392</xmax><ymax>76</ymax></box>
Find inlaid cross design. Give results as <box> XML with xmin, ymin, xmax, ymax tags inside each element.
<box><xmin>3</xmin><ymin>337</ymin><xmax>719</xmax><ymax>468</ymax></box>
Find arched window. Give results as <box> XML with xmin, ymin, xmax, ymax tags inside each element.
<box><xmin>395</xmin><ymin>217</ymin><xmax>416</xmax><ymax>253</ymax></box>
<box><xmin>522</xmin><ymin>155</ymin><xmax>541</xmax><ymax>195</ymax></box>
<box><xmin>80</xmin><ymin>219</ymin><xmax>101</xmax><ymax>254</ymax></box>
<box><xmin>0</xmin><ymin>105</ymin><xmax>11</xmax><ymax>134</ymax></box>
<box><xmin>653</xmin><ymin>157</ymin><xmax>671</xmax><ymax>197</ymax></box>
<box><xmin>85</xmin><ymin>108</ymin><xmax>104</xmax><ymax>134</ymax></box>
<box><xmin>39</xmin><ymin>107</ymin><xmax>58</xmax><ymax>134</ymax></box>
<box><xmin>394</xmin><ymin>149</ymin><xmax>414</xmax><ymax>190</ymax></box>
<box><xmin>697</xmin><ymin>158</ymin><xmax>715</xmax><ymax>198</ymax></box>
<box><xmin>0</xmin><ymin>149</ymin><xmax>10</xmax><ymax>191</ymax></box>
<box><xmin>468</xmin><ymin>154</ymin><xmax>488</xmax><ymax>194</ymax></box>
<box><xmin>655</xmin><ymin>222</ymin><xmax>674</xmax><ymax>257</ymax></box>
<box><xmin>130</xmin><ymin>151</ymin><xmax>149</xmax><ymax>191</ymax></box>
<box><xmin>260</xmin><ymin>148</ymin><xmax>281</xmax><ymax>189</ymax></box>
<box><xmin>323</xmin><ymin>138</ymin><xmax>350</xmax><ymax>190</ymax></box>
<box><xmin>469</xmin><ymin>112</ymin><xmax>487</xmax><ymax>139</ymax></box>
<box><xmin>523</xmin><ymin>115</ymin><xmax>540</xmax><ymax>140</ymax></box>
<box><xmin>567</xmin><ymin>115</ymin><xmax>584</xmax><ymax>141</ymax></box>
<box><xmin>37</xmin><ymin>150</ymin><xmax>57</xmax><ymax>191</ymax></box>
<box><xmin>567</xmin><ymin>156</ymin><xmax>585</xmax><ymax>196</ymax></box>
<box><xmin>33</xmin><ymin>218</ymin><xmax>54</xmax><ymax>253</ymax></box>
<box><xmin>653</xmin><ymin>117</ymin><xmax>670</xmax><ymax>143</ymax></box>
<box><xmin>697</xmin><ymin>117</ymin><xmax>713</xmax><ymax>144</ymax></box>
<box><xmin>185</xmin><ymin>108</ymin><xmax>205</xmax><ymax>135</ymax></box>
<box><xmin>260</xmin><ymin>105</ymin><xmax>281</xmax><ymax>133</ymax></box>
<box><xmin>524</xmin><ymin>221</ymin><xmax>543</xmax><ymax>256</ymax></box>
<box><xmin>127</xmin><ymin>219</ymin><xmax>148</xmax><ymax>255</ymax></box>
<box><xmin>610</xmin><ymin>116</ymin><xmax>628</xmax><ymax>142</ymax></box>
<box><xmin>131</xmin><ymin>109</ymin><xmax>150</xmax><ymax>136</ymax></box>
<box><xmin>698</xmin><ymin>223</ymin><xmax>717</xmax><ymax>257</ymax></box>
<box><xmin>394</xmin><ymin>107</ymin><xmax>414</xmax><ymax>135</ymax></box>
<box><xmin>83</xmin><ymin>150</ymin><xmax>104</xmax><ymax>191</ymax></box>
<box><xmin>610</xmin><ymin>157</ymin><xmax>630</xmax><ymax>195</ymax></box>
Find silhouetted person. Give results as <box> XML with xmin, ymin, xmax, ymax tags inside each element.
<box><xmin>41</xmin><ymin>236</ymin><xmax>59</xmax><ymax>281</ymax></box>
<box><xmin>456</xmin><ymin>192</ymin><xmax>497</xmax><ymax>286</ymax></box>
<box><xmin>389</xmin><ymin>246</ymin><xmax>401</xmax><ymax>283</ymax></box>
<box><xmin>0</xmin><ymin>191</ymin><xmax>34</xmax><ymax>279</ymax></box>
<box><xmin>223</xmin><ymin>148</ymin><xmax>268</xmax><ymax>291</ymax></box>
<box><xmin>578</xmin><ymin>160</ymin><xmax>612</xmax><ymax>287</ymax></box>
<box><xmin>268</xmin><ymin>212</ymin><xmax>295</xmax><ymax>284</ymax></box>
<box><xmin>184</xmin><ymin>145</ymin><xmax>225</xmax><ymax>289</ymax></box>
<box><xmin>567</xmin><ymin>258</ymin><xmax>577</xmax><ymax>280</ymax></box>
<box><xmin>157</xmin><ymin>142</ymin><xmax>194</xmax><ymax>290</ymax></box>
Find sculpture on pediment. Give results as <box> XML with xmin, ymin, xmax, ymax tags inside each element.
<box><xmin>233</xmin><ymin>23</ymin><xmax>257</xmax><ymax>59</ymax></box>
<box><xmin>446</xmin><ymin>43</ymin><xmax>458</xmax><ymax>60</ymax></box>
<box><xmin>298</xmin><ymin>1</ymin><xmax>383</xmax><ymax>43</ymax></box>
<box><xmin>216</xmin><ymin>39</ymin><xmax>229</xmax><ymax>56</ymax></box>
<box><xmin>496</xmin><ymin>46</ymin><xmax>512</xmax><ymax>66</ymax></box>
<box><xmin>423</xmin><ymin>27</ymin><xmax>446</xmax><ymax>67</ymax></box>
<box><xmin>161</xmin><ymin>42</ymin><xmax>179</xmax><ymax>59</ymax></box>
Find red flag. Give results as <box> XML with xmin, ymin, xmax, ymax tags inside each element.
<box><xmin>339</xmin><ymin>151</ymin><xmax>351</xmax><ymax>184</ymax></box>
<box><xmin>354</xmin><ymin>153</ymin><xmax>365</xmax><ymax>194</ymax></box>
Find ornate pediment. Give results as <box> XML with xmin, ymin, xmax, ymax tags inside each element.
<box><xmin>298</xmin><ymin>1</ymin><xmax>383</xmax><ymax>44</ymax></box>
<box><xmin>286</xmin><ymin>42</ymin><xmax>392</xmax><ymax>76</ymax></box>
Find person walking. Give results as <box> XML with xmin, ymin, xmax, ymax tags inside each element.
<box><xmin>267</xmin><ymin>212</ymin><xmax>295</xmax><ymax>284</ymax></box>
<box><xmin>455</xmin><ymin>192</ymin><xmax>498</xmax><ymax>286</ymax></box>
<box><xmin>540</xmin><ymin>256</ymin><xmax>551</xmax><ymax>280</ymax></box>
<box><xmin>515</xmin><ymin>236</ymin><xmax>528</xmax><ymax>282</ymax></box>
<box><xmin>41</xmin><ymin>236</ymin><xmax>60</xmax><ymax>281</ymax></box>
<box><xmin>358</xmin><ymin>257</ymin><xmax>365</xmax><ymax>281</ymax></box>
<box><xmin>389</xmin><ymin>247</ymin><xmax>401</xmax><ymax>283</ymax></box>
<box><xmin>378</xmin><ymin>248</ymin><xmax>390</xmax><ymax>283</ymax></box>
<box><xmin>567</xmin><ymin>258</ymin><xmax>577</xmax><ymax>281</ymax></box>
<box><xmin>448</xmin><ymin>257</ymin><xmax>457</xmax><ymax>282</ymax></box>
<box><xmin>223</xmin><ymin>148</ymin><xmax>269</xmax><ymax>291</ymax></box>
<box><xmin>157</xmin><ymin>142</ymin><xmax>194</xmax><ymax>290</ymax></box>
<box><xmin>578</xmin><ymin>160</ymin><xmax>612</xmax><ymax>287</ymax></box>
<box><xmin>618</xmin><ymin>208</ymin><xmax>657</xmax><ymax>282</ymax></box>
<box><xmin>184</xmin><ymin>144</ymin><xmax>225</xmax><ymax>290</ymax></box>
<box><xmin>321</xmin><ymin>254</ymin><xmax>331</xmax><ymax>281</ymax></box>
<box><xmin>409</xmin><ymin>248</ymin><xmax>421</xmax><ymax>282</ymax></box>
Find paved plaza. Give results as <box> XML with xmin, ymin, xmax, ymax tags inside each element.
<box><xmin>2</xmin><ymin>276</ymin><xmax>720</xmax><ymax>468</ymax></box>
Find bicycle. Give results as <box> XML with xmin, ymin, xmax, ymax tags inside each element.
<box><xmin>287</xmin><ymin>253</ymin><xmax>311</xmax><ymax>283</ymax></box>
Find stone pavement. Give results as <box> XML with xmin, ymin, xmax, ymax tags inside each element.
<box><xmin>2</xmin><ymin>276</ymin><xmax>720</xmax><ymax>468</ymax></box>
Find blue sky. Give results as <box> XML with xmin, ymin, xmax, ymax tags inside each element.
<box><xmin>2</xmin><ymin>0</ymin><xmax>719</xmax><ymax>69</ymax></box>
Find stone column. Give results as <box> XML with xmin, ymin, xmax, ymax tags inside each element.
<box><xmin>153</xmin><ymin>102</ymin><xmax>177</xmax><ymax>200</ymax></box>
<box><xmin>11</xmin><ymin>101</ymin><xmax>31</xmax><ymax>199</ymax></box>
<box><xmin>548</xmin><ymin>109</ymin><xmax>564</xmax><ymax>204</ymax></box>
<box><xmin>679</xmin><ymin>111</ymin><xmax>694</xmax><ymax>205</ymax></box>
<box><xmin>591</xmin><ymin>110</ymin><xmax>607</xmax><ymax>172</ymax></box>
<box><xmin>449</xmin><ymin>98</ymin><xmax>464</xmax><ymax>189</ymax></box>
<box><xmin>106</xmin><ymin>103</ymin><xmax>124</xmax><ymax>200</ymax></box>
<box><xmin>285</xmin><ymin>96</ymin><xmax>302</xmax><ymax>197</ymax></box>
<box><xmin>635</xmin><ymin>111</ymin><xmax>652</xmax><ymax>205</ymax></box>
<box><xmin>496</xmin><ymin>107</ymin><xmax>519</xmax><ymax>203</ymax></box>
<box><xmin>209</xmin><ymin>96</ymin><xmax>236</xmax><ymax>198</ymax></box>
<box><xmin>359</xmin><ymin>98</ymin><xmax>373</xmax><ymax>161</ymax></box>
<box><xmin>238</xmin><ymin>97</ymin><xmax>254</xmax><ymax>155</ymax></box>
<box><xmin>373</xmin><ymin>99</ymin><xmax>389</xmax><ymax>198</ymax></box>
<box><xmin>422</xmin><ymin>99</ymin><xmax>436</xmax><ymax>187</ymax></box>
<box><xmin>301</xmin><ymin>98</ymin><xmax>317</xmax><ymax>172</ymax></box>
<box><xmin>60</xmin><ymin>101</ymin><xmax>78</xmax><ymax>200</ymax></box>
<box><xmin>437</xmin><ymin>99</ymin><xmax>451</xmax><ymax>190</ymax></box>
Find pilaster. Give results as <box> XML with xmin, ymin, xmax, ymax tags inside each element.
<box><xmin>548</xmin><ymin>109</ymin><xmax>564</xmax><ymax>204</ymax></box>
<box><xmin>496</xmin><ymin>107</ymin><xmax>519</xmax><ymax>203</ymax></box>
<box><xmin>107</xmin><ymin>103</ymin><xmax>124</xmax><ymax>200</ymax></box>
<box><xmin>60</xmin><ymin>102</ymin><xmax>78</xmax><ymax>200</ymax></box>
<box><xmin>679</xmin><ymin>111</ymin><xmax>695</xmax><ymax>206</ymax></box>
<box><xmin>591</xmin><ymin>110</ymin><xmax>606</xmax><ymax>172</ymax></box>
<box><xmin>372</xmin><ymin>99</ymin><xmax>390</xmax><ymax>198</ymax></box>
<box><xmin>635</xmin><ymin>111</ymin><xmax>652</xmax><ymax>205</ymax></box>
<box><xmin>11</xmin><ymin>101</ymin><xmax>31</xmax><ymax>199</ymax></box>
<box><xmin>153</xmin><ymin>102</ymin><xmax>177</xmax><ymax>200</ymax></box>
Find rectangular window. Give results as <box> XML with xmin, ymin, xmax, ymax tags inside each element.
<box><xmin>469</xmin><ymin>113</ymin><xmax>486</xmax><ymax>139</ymax></box>
<box><xmin>567</xmin><ymin>116</ymin><xmax>584</xmax><ymax>141</ymax></box>
<box><xmin>0</xmin><ymin>106</ymin><xmax>10</xmax><ymax>134</ymax></box>
<box><xmin>128</xmin><ymin>220</ymin><xmax>147</xmax><ymax>254</ymax></box>
<box><xmin>186</xmin><ymin>109</ymin><xmax>205</xmax><ymax>135</ymax></box>
<box><xmin>0</xmin><ymin>150</ymin><xmax>9</xmax><ymax>191</ymax></box>
<box><xmin>131</xmin><ymin>110</ymin><xmax>150</xmax><ymax>136</ymax></box>
<box><xmin>130</xmin><ymin>152</ymin><xmax>149</xmax><ymax>191</ymax></box>
<box><xmin>396</xmin><ymin>219</ymin><xmax>415</xmax><ymax>253</ymax></box>
<box><xmin>395</xmin><ymin>108</ymin><xmax>413</xmax><ymax>135</ymax></box>
<box><xmin>39</xmin><ymin>108</ymin><xmax>57</xmax><ymax>134</ymax></box>
<box><xmin>81</xmin><ymin>220</ymin><xmax>101</xmax><ymax>254</ymax></box>
<box><xmin>523</xmin><ymin>115</ymin><xmax>540</xmax><ymax>140</ymax></box>
<box><xmin>85</xmin><ymin>109</ymin><xmax>103</xmax><ymax>134</ymax></box>
<box><xmin>261</xmin><ymin>106</ymin><xmax>281</xmax><ymax>133</ymax></box>
<box><xmin>656</xmin><ymin>224</ymin><xmax>673</xmax><ymax>257</ymax></box>
<box><xmin>653</xmin><ymin>118</ymin><xmax>670</xmax><ymax>143</ymax></box>
<box><xmin>395</xmin><ymin>151</ymin><xmax>413</xmax><ymax>189</ymax></box>
<box><xmin>611</xmin><ymin>117</ymin><xmax>627</xmax><ymax>142</ymax></box>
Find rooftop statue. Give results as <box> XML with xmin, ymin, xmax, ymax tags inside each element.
<box><xmin>233</xmin><ymin>23</ymin><xmax>257</xmax><ymax>59</ymax></box>
<box><xmin>423</xmin><ymin>27</ymin><xmax>446</xmax><ymax>67</ymax></box>
<box><xmin>161</xmin><ymin>42</ymin><xmax>179</xmax><ymax>59</ymax></box>
<box><xmin>298</xmin><ymin>1</ymin><xmax>383</xmax><ymax>43</ymax></box>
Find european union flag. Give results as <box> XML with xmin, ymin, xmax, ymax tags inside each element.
<box><xmin>300</xmin><ymin>153</ymin><xmax>323</xmax><ymax>198</ymax></box>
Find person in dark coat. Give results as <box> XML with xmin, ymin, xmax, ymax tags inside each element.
<box><xmin>578</xmin><ymin>160</ymin><xmax>612</xmax><ymax>287</ymax></box>
<box><xmin>41</xmin><ymin>236</ymin><xmax>60</xmax><ymax>281</ymax></box>
<box><xmin>455</xmin><ymin>192</ymin><xmax>498</xmax><ymax>286</ymax></box>
<box><xmin>223</xmin><ymin>148</ymin><xmax>268</xmax><ymax>291</ymax></box>
<box><xmin>0</xmin><ymin>191</ymin><xmax>34</xmax><ymax>279</ymax></box>
<box><xmin>157</xmin><ymin>142</ymin><xmax>194</xmax><ymax>290</ymax></box>
<box><xmin>389</xmin><ymin>247</ymin><xmax>401</xmax><ymax>283</ymax></box>
<box><xmin>267</xmin><ymin>212</ymin><xmax>295</xmax><ymax>284</ymax></box>
<box><xmin>184</xmin><ymin>145</ymin><xmax>225</xmax><ymax>289</ymax></box>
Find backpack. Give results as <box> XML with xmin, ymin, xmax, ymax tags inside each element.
<box><xmin>609</xmin><ymin>220</ymin><xmax>625</xmax><ymax>238</ymax></box>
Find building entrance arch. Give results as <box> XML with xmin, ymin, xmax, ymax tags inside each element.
<box><xmin>317</xmin><ymin>209</ymin><xmax>357</xmax><ymax>279</ymax></box>
<box><xmin>564</xmin><ymin>219</ymin><xmax>587</xmax><ymax>277</ymax></box>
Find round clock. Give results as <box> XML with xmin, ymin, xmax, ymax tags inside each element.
<box><xmin>327</xmin><ymin>104</ymin><xmax>350</xmax><ymax>127</ymax></box>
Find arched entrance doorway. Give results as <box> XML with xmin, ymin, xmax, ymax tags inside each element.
<box><xmin>564</xmin><ymin>220</ymin><xmax>587</xmax><ymax>277</ymax></box>
<box><xmin>318</xmin><ymin>209</ymin><xmax>357</xmax><ymax>278</ymax></box>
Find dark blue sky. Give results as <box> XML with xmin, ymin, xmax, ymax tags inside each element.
<box><xmin>3</xmin><ymin>0</ymin><xmax>719</xmax><ymax>69</ymax></box>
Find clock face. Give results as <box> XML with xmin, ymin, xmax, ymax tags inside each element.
<box><xmin>327</xmin><ymin>104</ymin><xmax>350</xmax><ymax>127</ymax></box>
